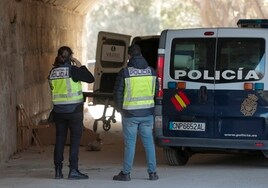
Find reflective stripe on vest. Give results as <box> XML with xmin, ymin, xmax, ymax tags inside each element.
<box><xmin>49</xmin><ymin>67</ymin><xmax>83</xmax><ymax>105</ymax></box>
<box><xmin>123</xmin><ymin>67</ymin><xmax>156</xmax><ymax>110</ymax></box>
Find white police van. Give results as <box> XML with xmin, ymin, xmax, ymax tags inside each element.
<box><xmin>154</xmin><ymin>19</ymin><xmax>268</xmax><ymax>165</ymax></box>
<box><xmin>92</xmin><ymin>19</ymin><xmax>268</xmax><ymax>165</ymax></box>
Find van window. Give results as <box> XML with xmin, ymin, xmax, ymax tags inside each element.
<box><xmin>170</xmin><ymin>38</ymin><xmax>216</xmax><ymax>83</ymax></box>
<box><xmin>170</xmin><ymin>38</ymin><xmax>265</xmax><ymax>83</ymax></box>
<box><xmin>216</xmin><ymin>38</ymin><xmax>265</xmax><ymax>83</ymax></box>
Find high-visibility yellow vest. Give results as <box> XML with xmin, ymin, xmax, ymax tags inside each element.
<box><xmin>122</xmin><ymin>67</ymin><xmax>156</xmax><ymax>110</ymax></box>
<box><xmin>49</xmin><ymin>66</ymin><xmax>83</xmax><ymax>105</ymax></box>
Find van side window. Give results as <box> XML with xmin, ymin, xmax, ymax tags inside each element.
<box><xmin>216</xmin><ymin>38</ymin><xmax>265</xmax><ymax>83</ymax></box>
<box><xmin>170</xmin><ymin>38</ymin><xmax>216</xmax><ymax>83</ymax></box>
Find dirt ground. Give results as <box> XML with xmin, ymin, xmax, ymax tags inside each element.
<box><xmin>0</xmin><ymin>105</ymin><xmax>166</xmax><ymax>188</ymax></box>
<box><xmin>0</xmin><ymin>123</ymin><xmax>167</xmax><ymax>188</ymax></box>
<box><xmin>1</xmin><ymin>105</ymin><xmax>268</xmax><ymax>188</ymax></box>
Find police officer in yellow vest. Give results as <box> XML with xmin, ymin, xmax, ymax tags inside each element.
<box><xmin>113</xmin><ymin>44</ymin><xmax>159</xmax><ymax>181</ymax></box>
<box><xmin>48</xmin><ymin>46</ymin><xmax>94</xmax><ymax>180</ymax></box>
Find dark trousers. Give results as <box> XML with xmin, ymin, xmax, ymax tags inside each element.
<box><xmin>53</xmin><ymin>112</ymin><xmax>83</xmax><ymax>170</ymax></box>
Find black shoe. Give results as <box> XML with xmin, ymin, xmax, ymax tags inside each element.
<box><xmin>113</xmin><ymin>171</ymin><xmax>131</xmax><ymax>181</ymax></box>
<box><xmin>149</xmin><ymin>172</ymin><xmax>159</xmax><ymax>180</ymax></box>
<box><xmin>55</xmin><ymin>166</ymin><xmax>63</xmax><ymax>179</ymax></box>
<box><xmin>68</xmin><ymin>168</ymin><xmax>88</xmax><ymax>180</ymax></box>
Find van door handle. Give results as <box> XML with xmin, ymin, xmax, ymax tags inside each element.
<box><xmin>198</xmin><ymin>86</ymin><xmax>207</xmax><ymax>104</ymax></box>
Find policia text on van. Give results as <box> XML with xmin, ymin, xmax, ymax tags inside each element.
<box><xmin>154</xmin><ymin>19</ymin><xmax>268</xmax><ymax>165</ymax></box>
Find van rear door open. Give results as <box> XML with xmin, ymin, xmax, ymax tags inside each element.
<box><xmin>93</xmin><ymin>31</ymin><xmax>131</xmax><ymax>105</ymax></box>
<box><xmin>90</xmin><ymin>31</ymin><xmax>159</xmax><ymax>132</ymax></box>
<box><xmin>93</xmin><ymin>32</ymin><xmax>159</xmax><ymax>105</ymax></box>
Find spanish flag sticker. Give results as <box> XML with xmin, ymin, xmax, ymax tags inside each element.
<box><xmin>171</xmin><ymin>91</ymin><xmax>190</xmax><ymax>111</ymax></box>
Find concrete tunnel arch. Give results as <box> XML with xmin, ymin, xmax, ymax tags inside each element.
<box><xmin>0</xmin><ymin>0</ymin><xmax>98</xmax><ymax>163</ymax></box>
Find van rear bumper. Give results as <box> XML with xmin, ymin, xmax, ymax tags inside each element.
<box><xmin>155</xmin><ymin>136</ymin><xmax>268</xmax><ymax>150</ymax></box>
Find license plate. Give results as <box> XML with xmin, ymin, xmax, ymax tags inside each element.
<box><xmin>169</xmin><ymin>122</ymin><xmax>206</xmax><ymax>131</ymax></box>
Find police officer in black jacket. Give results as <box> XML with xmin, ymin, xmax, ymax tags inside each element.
<box><xmin>48</xmin><ymin>46</ymin><xmax>94</xmax><ymax>179</ymax></box>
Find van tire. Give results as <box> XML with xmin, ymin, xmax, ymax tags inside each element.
<box><xmin>163</xmin><ymin>147</ymin><xmax>189</xmax><ymax>166</ymax></box>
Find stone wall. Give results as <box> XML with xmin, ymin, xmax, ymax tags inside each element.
<box><xmin>0</xmin><ymin>0</ymin><xmax>86</xmax><ymax>163</ymax></box>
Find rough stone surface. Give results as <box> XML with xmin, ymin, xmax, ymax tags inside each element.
<box><xmin>0</xmin><ymin>0</ymin><xmax>94</xmax><ymax>163</ymax></box>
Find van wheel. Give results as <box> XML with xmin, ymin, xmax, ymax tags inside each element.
<box><xmin>163</xmin><ymin>147</ymin><xmax>189</xmax><ymax>166</ymax></box>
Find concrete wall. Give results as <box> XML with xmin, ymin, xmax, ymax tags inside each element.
<box><xmin>0</xmin><ymin>0</ymin><xmax>86</xmax><ymax>163</ymax></box>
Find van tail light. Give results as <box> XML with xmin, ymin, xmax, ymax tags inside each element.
<box><xmin>167</xmin><ymin>81</ymin><xmax>186</xmax><ymax>89</ymax></box>
<box><xmin>255</xmin><ymin>83</ymin><xmax>264</xmax><ymax>90</ymax></box>
<box><xmin>157</xmin><ymin>54</ymin><xmax>164</xmax><ymax>98</ymax></box>
<box><xmin>244</xmin><ymin>82</ymin><xmax>264</xmax><ymax>90</ymax></box>
<box><xmin>255</xmin><ymin>142</ymin><xmax>264</xmax><ymax>147</ymax></box>
<box><xmin>204</xmin><ymin>31</ymin><xmax>215</xmax><ymax>36</ymax></box>
<box><xmin>244</xmin><ymin>83</ymin><xmax>253</xmax><ymax>90</ymax></box>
